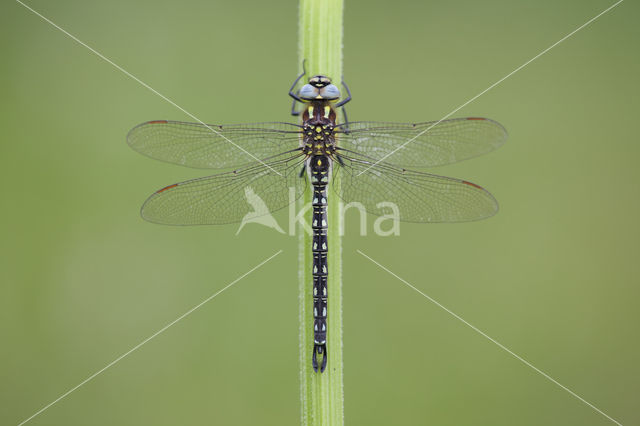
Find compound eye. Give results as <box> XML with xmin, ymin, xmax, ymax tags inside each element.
<box><xmin>321</xmin><ymin>84</ymin><xmax>341</xmax><ymax>100</ymax></box>
<box><xmin>299</xmin><ymin>84</ymin><xmax>318</xmax><ymax>100</ymax></box>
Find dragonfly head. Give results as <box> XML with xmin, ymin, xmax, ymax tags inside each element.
<box><xmin>299</xmin><ymin>75</ymin><xmax>341</xmax><ymax>101</ymax></box>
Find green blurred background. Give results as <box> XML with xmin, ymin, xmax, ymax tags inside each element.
<box><xmin>1</xmin><ymin>0</ymin><xmax>638</xmax><ymax>424</ymax></box>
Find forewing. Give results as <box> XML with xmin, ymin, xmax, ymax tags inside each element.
<box><xmin>128</xmin><ymin>120</ymin><xmax>302</xmax><ymax>169</ymax></box>
<box><xmin>141</xmin><ymin>152</ymin><xmax>307</xmax><ymax>225</ymax></box>
<box><xmin>336</xmin><ymin>117</ymin><xmax>506</xmax><ymax>168</ymax></box>
<box><xmin>334</xmin><ymin>152</ymin><xmax>498</xmax><ymax>223</ymax></box>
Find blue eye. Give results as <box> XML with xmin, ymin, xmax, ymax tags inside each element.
<box><xmin>299</xmin><ymin>84</ymin><xmax>318</xmax><ymax>100</ymax></box>
<box><xmin>321</xmin><ymin>84</ymin><xmax>341</xmax><ymax>100</ymax></box>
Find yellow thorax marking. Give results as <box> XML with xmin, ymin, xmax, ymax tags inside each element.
<box><xmin>307</xmin><ymin>105</ymin><xmax>314</xmax><ymax>117</ymax></box>
<box><xmin>324</xmin><ymin>105</ymin><xmax>331</xmax><ymax>118</ymax></box>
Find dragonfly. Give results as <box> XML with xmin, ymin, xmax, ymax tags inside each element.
<box><xmin>127</xmin><ymin>68</ymin><xmax>507</xmax><ymax>372</ymax></box>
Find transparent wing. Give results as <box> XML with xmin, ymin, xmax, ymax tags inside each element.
<box><xmin>141</xmin><ymin>151</ymin><xmax>307</xmax><ymax>225</ymax></box>
<box><xmin>336</xmin><ymin>117</ymin><xmax>506</xmax><ymax>168</ymax></box>
<box><xmin>334</xmin><ymin>151</ymin><xmax>498</xmax><ymax>223</ymax></box>
<box><xmin>127</xmin><ymin>120</ymin><xmax>303</xmax><ymax>169</ymax></box>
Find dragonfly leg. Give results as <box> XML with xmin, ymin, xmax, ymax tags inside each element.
<box><xmin>334</xmin><ymin>79</ymin><xmax>352</xmax><ymax>108</ymax></box>
<box><xmin>336</xmin><ymin>79</ymin><xmax>352</xmax><ymax>132</ymax></box>
<box><xmin>289</xmin><ymin>60</ymin><xmax>308</xmax><ymax>116</ymax></box>
<box><xmin>291</xmin><ymin>102</ymin><xmax>300</xmax><ymax>116</ymax></box>
<box><xmin>341</xmin><ymin>106</ymin><xmax>350</xmax><ymax>133</ymax></box>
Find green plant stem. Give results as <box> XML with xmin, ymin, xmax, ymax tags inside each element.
<box><xmin>298</xmin><ymin>0</ymin><xmax>344</xmax><ymax>425</ymax></box>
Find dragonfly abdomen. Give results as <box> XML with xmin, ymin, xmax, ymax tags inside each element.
<box><xmin>310</xmin><ymin>154</ymin><xmax>330</xmax><ymax>372</ymax></box>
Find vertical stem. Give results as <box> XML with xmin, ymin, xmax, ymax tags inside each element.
<box><xmin>298</xmin><ymin>1</ymin><xmax>344</xmax><ymax>425</ymax></box>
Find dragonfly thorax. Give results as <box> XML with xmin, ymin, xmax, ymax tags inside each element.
<box><xmin>302</xmin><ymin>102</ymin><xmax>337</xmax><ymax>157</ymax></box>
